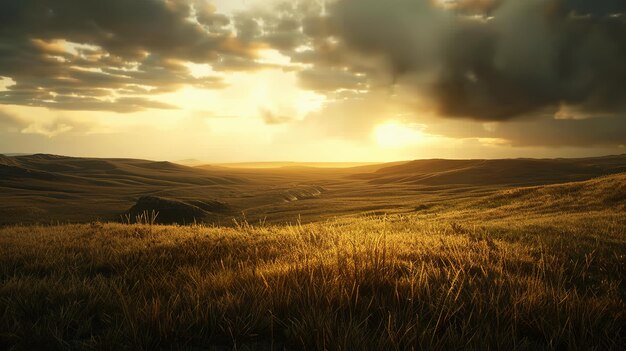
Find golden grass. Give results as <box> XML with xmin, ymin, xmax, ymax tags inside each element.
<box><xmin>1</xmin><ymin>209</ymin><xmax>624</xmax><ymax>350</ymax></box>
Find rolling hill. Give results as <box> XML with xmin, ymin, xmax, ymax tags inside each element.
<box><xmin>1</xmin><ymin>154</ymin><xmax>243</xmax><ymax>186</ymax></box>
<box><xmin>0</xmin><ymin>154</ymin><xmax>246</xmax><ymax>224</ymax></box>
<box><xmin>1</xmin><ymin>154</ymin><xmax>625</xmax><ymax>350</ymax></box>
<box><xmin>478</xmin><ymin>172</ymin><xmax>626</xmax><ymax>213</ymax></box>
<box><xmin>1</xmin><ymin>173</ymin><xmax>624</xmax><ymax>350</ymax></box>
<box><xmin>352</xmin><ymin>155</ymin><xmax>626</xmax><ymax>186</ymax></box>
<box><xmin>1</xmin><ymin>153</ymin><xmax>625</xmax><ymax>225</ymax></box>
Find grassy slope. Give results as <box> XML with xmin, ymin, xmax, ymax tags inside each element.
<box><xmin>0</xmin><ymin>154</ymin><xmax>247</xmax><ymax>224</ymax></box>
<box><xmin>1</xmin><ymin>175</ymin><xmax>625</xmax><ymax>350</ymax></box>
<box><xmin>353</xmin><ymin>155</ymin><xmax>626</xmax><ymax>186</ymax></box>
<box><xmin>2</xmin><ymin>154</ymin><xmax>626</xmax><ymax>226</ymax></box>
<box><xmin>475</xmin><ymin>173</ymin><xmax>626</xmax><ymax>214</ymax></box>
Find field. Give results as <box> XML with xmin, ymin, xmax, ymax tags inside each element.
<box><xmin>2</xmin><ymin>154</ymin><xmax>626</xmax><ymax>225</ymax></box>
<box><xmin>0</xmin><ymin>155</ymin><xmax>625</xmax><ymax>349</ymax></box>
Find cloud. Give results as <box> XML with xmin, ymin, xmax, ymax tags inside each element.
<box><xmin>0</xmin><ymin>107</ymin><xmax>84</xmax><ymax>137</ymax></box>
<box><xmin>2</xmin><ymin>0</ymin><xmax>625</xmax><ymax>149</ymax></box>
<box><xmin>242</xmin><ymin>0</ymin><xmax>625</xmax><ymax>120</ymax></box>
<box><xmin>0</xmin><ymin>0</ymin><xmax>255</xmax><ymax>112</ymax></box>
<box><xmin>423</xmin><ymin>113</ymin><xmax>626</xmax><ymax>148</ymax></box>
<box><xmin>229</xmin><ymin>0</ymin><xmax>625</xmax><ymax>148</ymax></box>
<box><xmin>298</xmin><ymin>68</ymin><xmax>368</xmax><ymax>91</ymax></box>
<box><xmin>0</xmin><ymin>0</ymin><xmax>239</xmax><ymax>60</ymax></box>
<box><xmin>319</xmin><ymin>0</ymin><xmax>626</xmax><ymax>121</ymax></box>
<box><xmin>494</xmin><ymin>116</ymin><xmax>626</xmax><ymax>147</ymax></box>
<box><xmin>283</xmin><ymin>90</ymin><xmax>396</xmax><ymax>141</ymax></box>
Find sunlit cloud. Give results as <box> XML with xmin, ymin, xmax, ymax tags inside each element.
<box><xmin>0</xmin><ymin>77</ymin><xmax>16</xmax><ymax>91</ymax></box>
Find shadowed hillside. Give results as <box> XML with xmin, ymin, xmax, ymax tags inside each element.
<box><xmin>1</xmin><ymin>154</ymin><xmax>243</xmax><ymax>186</ymax></box>
<box><xmin>127</xmin><ymin>196</ymin><xmax>230</xmax><ymax>224</ymax></box>
<box><xmin>1</xmin><ymin>154</ymin><xmax>625</xmax><ymax>225</ymax></box>
<box><xmin>353</xmin><ymin>155</ymin><xmax>626</xmax><ymax>186</ymax></box>
<box><xmin>0</xmin><ymin>154</ymin><xmax>245</xmax><ymax>224</ymax></box>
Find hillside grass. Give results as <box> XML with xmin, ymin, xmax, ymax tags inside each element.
<box><xmin>3</xmin><ymin>154</ymin><xmax>626</xmax><ymax>226</ymax></box>
<box><xmin>1</xmin><ymin>209</ymin><xmax>625</xmax><ymax>350</ymax></box>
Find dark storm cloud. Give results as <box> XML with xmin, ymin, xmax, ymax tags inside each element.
<box><xmin>0</xmin><ymin>0</ymin><xmax>249</xmax><ymax>112</ymax></box>
<box><xmin>503</xmin><ymin>116</ymin><xmax>626</xmax><ymax>147</ymax></box>
<box><xmin>443</xmin><ymin>0</ymin><xmax>503</xmax><ymax>14</ymax></box>
<box><xmin>322</xmin><ymin>0</ymin><xmax>626</xmax><ymax>121</ymax></box>
<box><xmin>246</xmin><ymin>0</ymin><xmax>626</xmax><ymax>120</ymax></box>
<box><xmin>423</xmin><ymin>112</ymin><xmax>626</xmax><ymax>148</ymax></box>
<box><xmin>562</xmin><ymin>0</ymin><xmax>626</xmax><ymax>16</ymax></box>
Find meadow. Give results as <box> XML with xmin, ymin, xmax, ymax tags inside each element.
<box><xmin>1</xmin><ymin>155</ymin><xmax>625</xmax><ymax>350</ymax></box>
<box><xmin>1</xmin><ymin>186</ymin><xmax>625</xmax><ymax>350</ymax></box>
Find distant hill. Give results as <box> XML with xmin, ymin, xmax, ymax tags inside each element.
<box><xmin>1</xmin><ymin>153</ymin><xmax>625</xmax><ymax>225</ymax></box>
<box><xmin>352</xmin><ymin>155</ymin><xmax>626</xmax><ymax>186</ymax></box>
<box><xmin>0</xmin><ymin>153</ymin><xmax>32</xmax><ymax>156</ymax></box>
<box><xmin>175</xmin><ymin>159</ymin><xmax>207</xmax><ymax>167</ymax></box>
<box><xmin>0</xmin><ymin>154</ymin><xmax>25</xmax><ymax>168</ymax></box>
<box><xmin>0</xmin><ymin>154</ymin><xmax>246</xmax><ymax>224</ymax></box>
<box><xmin>209</xmin><ymin>161</ymin><xmax>379</xmax><ymax>169</ymax></box>
<box><xmin>479</xmin><ymin>172</ymin><xmax>626</xmax><ymax>213</ymax></box>
<box><xmin>1</xmin><ymin>154</ymin><xmax>243</xmax><ymax>187</ymax></box>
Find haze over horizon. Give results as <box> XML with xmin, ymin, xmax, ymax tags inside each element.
<box><xmin>1</xmin><ymin>0</ymin><xmax>625</xmax><ymax>162</ymax></box>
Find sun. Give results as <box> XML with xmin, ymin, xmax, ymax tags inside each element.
<box><xmin>374</xmin><ymin>122</ymin><xmax>425</xmax><ymax>148</ymax></box>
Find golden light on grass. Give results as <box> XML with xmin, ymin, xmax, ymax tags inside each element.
<box><xmin>1</xmin><ymin>199</ymin><xmax>624</xmax><ymax>349</ymax></box>
<box><xmin>1</xmin><ymin>153</ymin><xmax>625</xmax><ymax>349</ymax></box>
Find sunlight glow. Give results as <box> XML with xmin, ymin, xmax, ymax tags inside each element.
<box><xmin>157</xmin><ymin>69</ymin><xmax>325</xmax><ymax>121</ymax></box>
<box><xmin>374</xmin><ymin>122</ymin><xmax>425</xmax><ymax>148</ymax></box>
<box><xmin>257</xmin><ymin>49</ymin><xmax>292</xmax><ymax>66</ymax></box>
<box><xmin>185</xmin><ymin>62</ymin><xmax>219</xmax><ymax>78</ymax></box>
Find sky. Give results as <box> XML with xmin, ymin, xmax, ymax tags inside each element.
<box><xmin>0</xmin><ymin>0</ymin><xmax>625</xmax><ymax>162</ymax></box>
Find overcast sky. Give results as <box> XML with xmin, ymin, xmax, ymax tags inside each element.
<box><xmin>1</xmin><ymin>0</ymin><xmax>625</xmax><ymax>162</ymax></box>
